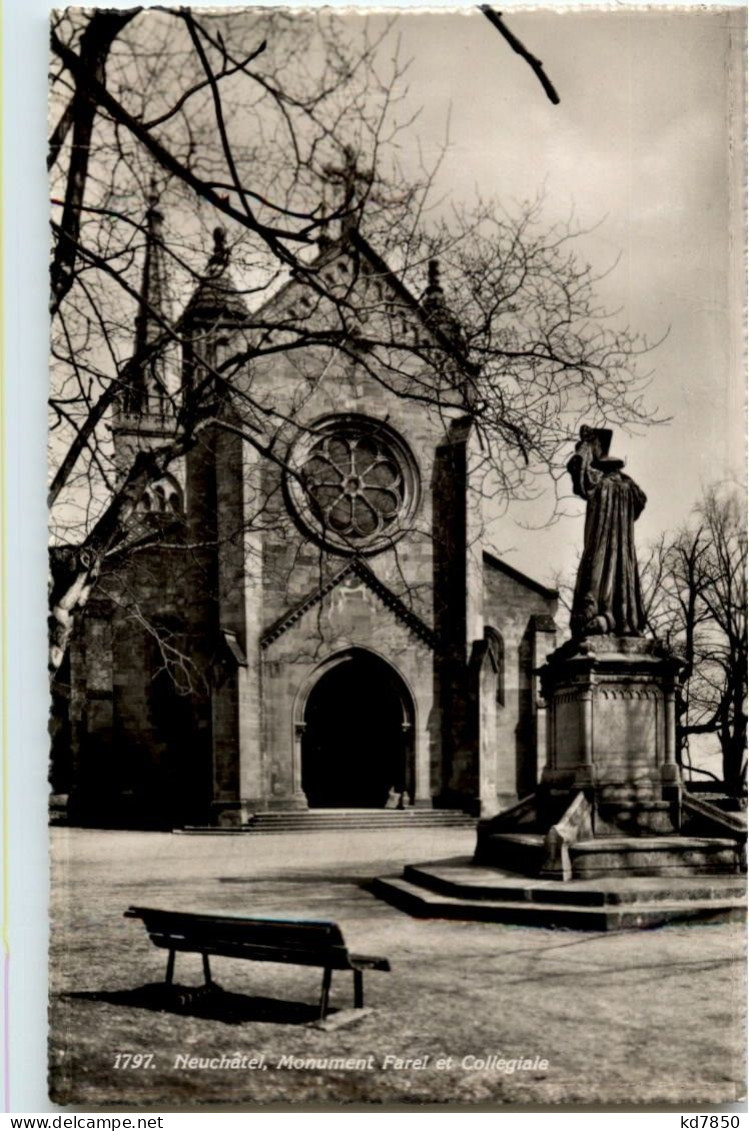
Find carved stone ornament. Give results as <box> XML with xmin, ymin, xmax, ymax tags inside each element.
<box><xmin>286</xmin><ymin>414</ymin><xmax>420</xmax><ymax>554</ymax></box>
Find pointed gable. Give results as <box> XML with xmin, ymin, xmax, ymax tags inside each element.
<box><xmin>261</xmin><ymin>557</ymin><xmax>436</xmax><ymax>649</ymax></box>
<box><xmin>243</xmin><ymin>228</ymin><xmax>472</xmax><ymax>372</ymax></box>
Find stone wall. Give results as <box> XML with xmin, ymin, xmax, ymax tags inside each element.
<box><xmin>58</xmin><ymin>533</ymin><xmax>214</xmax><ymax>828</ymax></box>
<box><xmin>482</xmin><ymin>558</ymin><xmax>557</xmax><ymax>806</ymax></box>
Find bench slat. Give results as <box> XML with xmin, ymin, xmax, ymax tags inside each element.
<box><xmin>126</xmin><ymin>906</ymin><xmax>346</xmax><ymax>950</ymax></box>
<box><xmin>145</xmin><ymin>925</ymin><xmax>346</xmax><ymax>954</ymax></box>
<box><xmin>149</xmin><ymin>935</ymin><xmax>360</xmax><ymax>970</ymax></box>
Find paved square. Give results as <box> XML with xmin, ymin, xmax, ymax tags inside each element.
<box><xmin>50</xmin><ymin>827</ymin><xmax>746</xmax><ymax>1106</ymax></box>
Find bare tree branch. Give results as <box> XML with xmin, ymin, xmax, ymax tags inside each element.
<box><xmin>478</xmin><ymin>7</ymin><xmax>560</xmax><ymax>106</ymax></box>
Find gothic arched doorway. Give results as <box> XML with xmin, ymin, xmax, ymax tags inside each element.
<box><xmin>301</xmin><ymin>650</ymin><xmax>414</xmax><ymax>808</ymax></box>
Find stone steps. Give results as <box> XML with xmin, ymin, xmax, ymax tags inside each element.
<box><xmin>476</xmin><ymin>832</ymin><xmax>547</xmax><ymax>874</ymax></box>
<box><xmin>373</xmin><ymin>875</ymin><xmax>745</xmax><ymax>930</ymax></box>
<box><xmin>180</xmin><ymin>810</ymin><xmax>476</xmax><ymax>835</ymax></box>
<box><xmin>403</xmin><ymin>859</ymin><xmax>747</xmax><ymax>906</ymax></box>
<box><xmin>570</xmin><ymin>836</ymin><xmax>744</xmax><ymax>878</ymax></box>
<box><xmin>477</xmin><ymin>830</ymin><xmax>745</xmax><ymax>879</ymax></box>
<box><xmin>372</xmin><ymin>859</ymin><xmax>746</xmax><ymax>930</ymax></box>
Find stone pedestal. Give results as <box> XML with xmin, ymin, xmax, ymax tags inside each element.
<box><xmin>539</xmin><ymin>636</ymin><xmax>683</xmax><ymax>824</ymax></box>
<box><xmin>462</xmin><ymin>424</ymin><xmax>746</xmax><ymax>896</ymax></box>
<box><xmin>388</xmin><ymin>637</ymin><xmax>744</xmax><ymax>911</ymax></box>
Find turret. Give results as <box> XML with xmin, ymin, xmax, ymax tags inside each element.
<box><xmin>180</xmin><ymin>227</ymin><xmax>249</xmax><ymax>399</ymax></box>
<box><xmin>122</xmin><ymin>186</ymin><xmax>172</xmax><ymax>416</ymax></box>
<box><xmin>182</xmin><ymin>227</ymin><xmax>249</xmax><ymax>330</ymax></box>
<box><xmin>422</xmin><ymin>259</ymin><xmax>464</xmax><ymax>352</ymax></box>
<box><xmin>112</xmin><ymin>187</ymin><xmax>178</xmax><ymax>477</ymax></box>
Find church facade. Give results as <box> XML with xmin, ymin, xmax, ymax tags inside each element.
<box><xmin>50</xmin><ymin>203</ymin><xmax>558</xmax><ymax>829</ymax></box>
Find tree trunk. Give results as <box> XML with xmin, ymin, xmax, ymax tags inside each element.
<box><xmin>50</xmin><ymin>10</ymin><xmax>139</xmax><ymax>311</ymax></box>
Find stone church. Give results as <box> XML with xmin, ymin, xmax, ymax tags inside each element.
<box><xmin>50</xmin><ymin>198</ymin><xmax>558</xmax><ymax>829</ymax></box>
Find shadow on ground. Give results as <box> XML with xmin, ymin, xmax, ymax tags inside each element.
<box><xmin>64</xmin><ymin>983</ymin><xmax>326</xmax><ymax>1026</ymax></box>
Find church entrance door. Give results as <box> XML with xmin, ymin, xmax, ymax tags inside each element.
<box><xmin>301</xmin><ymin>651</ymin><xmax>414</xmax><ymax>808</ymax></box>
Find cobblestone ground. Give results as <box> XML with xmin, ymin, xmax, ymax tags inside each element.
<box><xmin>49</xmin><ymin>827</ymin><xmax>746</xmax><ymax>1108</ymax></box>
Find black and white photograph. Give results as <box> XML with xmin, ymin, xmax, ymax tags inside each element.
<box><xmin>43</xmin><ymin>2</ymin><xmax>746</xmax><ymax>1110</ymax></box>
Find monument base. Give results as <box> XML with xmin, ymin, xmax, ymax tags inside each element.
<box><xmin>472</xmin><ymin>636</ymin><xmax>745</xmax><ymax>881</ymax></box>
<box><xmin>374</xmin><ymin>430</ymin><xmax>746</xmax><ymax>924</ymax></box>
<box><xmin>539</xmin><ymin>634</ymin><xmax>682</xmax><ymax>792</ymax></box>
<box><xmin>372</xmin><ymin>634</ymin><xmax>745</xmax><ymax>926</ymax></box>
<box><xmin>371</xmin><ymin>858</ymin><xmax>746</xmax><ymax>930</ymax></box>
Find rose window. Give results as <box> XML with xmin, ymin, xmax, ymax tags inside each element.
<box><xmin>287</xmin><ymin>416</ymin><xmax>419</xmax><ymax>553</ymax></box>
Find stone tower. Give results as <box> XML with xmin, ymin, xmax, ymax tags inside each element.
<box><xmin>111</xmin><ymin>187</ymin><xmax>180</xmax><ymax>495</ymax></box>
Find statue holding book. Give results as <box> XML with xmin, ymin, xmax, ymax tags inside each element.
<box><xmin>567</xmin><ymin>426</ymin><xmax>647</xmax><ymax>639</ymax></box>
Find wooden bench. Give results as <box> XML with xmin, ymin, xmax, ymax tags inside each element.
<box><xmin>125</xmin><ymin>906</ymin><xmax>390</xmax><ymax>1020</ymax></box>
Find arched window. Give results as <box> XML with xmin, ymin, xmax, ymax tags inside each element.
<box><xmin>137</xmin><ymin>473</ymin><xmax>183</xmax><ymax>517</ymax></box>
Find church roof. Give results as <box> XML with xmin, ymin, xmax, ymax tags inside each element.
<box><xmin>181</xmin><ymin>220</ymin><xmax>474</xmax><ymax>375</ymax></box>
<box><xmin>348</xmin><ymin>231</ymin><xmax>471</xmax><ymax>365</ymax></box>
<box><xmin>482</xmin><ymin>550</ymin><xmax>558</xmax><ymax>602</ymax></box>
<box><xmin>260</xmin><ymin>557</ymin><xmax>436</xmax><ymax>650</ymax></box>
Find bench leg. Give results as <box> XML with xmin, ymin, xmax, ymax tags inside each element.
<box><xmin>319</xmin><ymin>967</ymin><xmax>332</xmax><ymax>1020</ymax></box>
<box><xmin>202</xmin><ymin>953</ymin><xmax>212</xmax><ymax>987</ymax></box>
<box><xmin>353</xmin><ymin>969</ymin><xmax>364</xmax><ymax>1010</ymax></box>
<box><xmin>165</xmin><ymin>949</ymin><xmax>175</xmax><ymax>986</ymax></box>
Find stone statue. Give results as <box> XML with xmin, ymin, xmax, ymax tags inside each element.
<box><xmin>567</xmin><ymin>426</ymin><xmax>646</xmax><ymax>638</ymax></box>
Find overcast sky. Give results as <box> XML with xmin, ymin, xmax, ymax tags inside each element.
<box><xmin>366</xmin><ymin>8</ymin><xmax>745</xmax><ymax>586</ymax></box>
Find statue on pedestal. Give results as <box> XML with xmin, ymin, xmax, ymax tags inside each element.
<box><xmin>468</xmin><ymin>427</ymin><xmax>744</xmax><ymax>894</ymax></box>
<box><xmin>567</xmin><ymin>426</ymin><xmax>646</xmax><ymax>639</ymax></box>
